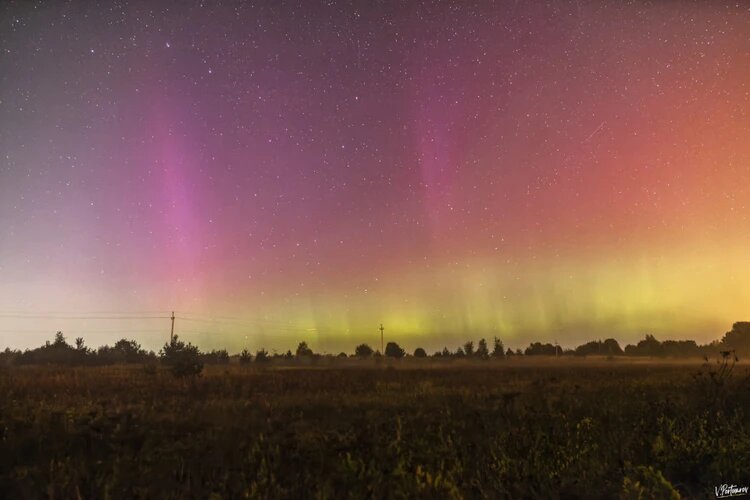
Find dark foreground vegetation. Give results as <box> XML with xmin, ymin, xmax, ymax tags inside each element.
<box><xmin>1</xmin><ymin>323</ymin><xmax>749</xmax><ymax>497</ymax></box>
<box><xmin>1</xmin><ymin>357</ymin><xmax>749</xmax><ymax>498</ymax></box>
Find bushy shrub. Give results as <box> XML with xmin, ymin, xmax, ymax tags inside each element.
<box><xmin>239</xmin><ymin>349</ymin><xmax>253</xmax><ymax>364</ymax></box>
<box><xmin>160</xmin><ymin>336</ymin><xmax>203</xmax><ymax>377</ymax></box>
<box><xmin>97</xmin><ymin>339</ymin><xmax>151</xmax><ymax>364</ymax></box>
<box><xmin>15</xmin><ymin>332</ymin><xmax>87</xmax><ymax>365</ymax></box>
<box><xmin>202</xmin><ymin>349</ymin><xmax>230</xmax><ymax>364</ymax></box>
<box><xmin>621</xmin><ymin>466</ymin><xmax>680</xmax><ymax>499</ymax></box>
<box><xmin>255</xmin><ymin>349</ymin><xmax>269</xmax><ymax>364</ymax></box>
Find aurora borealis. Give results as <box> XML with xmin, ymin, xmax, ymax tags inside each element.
<box><xmin>1</xmin><ymin>1</ymin><xmax>749</xmax><ymax>353</ymax></box>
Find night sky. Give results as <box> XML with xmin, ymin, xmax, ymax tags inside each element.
<box><xmin>1</xmin><ymin>1</ymin><xmax>749</xmax><ymax>353</ymax></box>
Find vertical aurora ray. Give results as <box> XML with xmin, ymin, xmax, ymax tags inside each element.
<box><xmin>151</xmin><ymin>99</ymin><xmax>203</xmax><ymax>288</ymax></box>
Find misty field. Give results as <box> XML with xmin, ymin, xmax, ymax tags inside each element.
<box><xmin>1</xmin><ymin>359</ymin><xmax>749</xmax><ymax>499</ymax></box>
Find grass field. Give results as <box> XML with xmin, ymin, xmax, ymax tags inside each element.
<box><xmin>1</xmin><ymin>358</ymin><xmax>749</xmax><ymax>498</ymax></box>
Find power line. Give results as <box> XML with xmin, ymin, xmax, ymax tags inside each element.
<box><xmin>0</xmin><ymin>329</ymin><xmax>170</xmax><ymax>334</ymax></box>
<box><xmin>175</xmin><ymin>316</ymin><xmax>238</xmax><ymax>324</ymax></box>
<box><xmin>174</xmin><ymin>316</ymin><xmax>317</xmax><ymax>332</ymax></box>
<box><xmin>0</xmin><ymin>310</ymin><xmax>323</xmax><ymax>336</ymax></box>
<box><xmin>173</xmin><ymin>311</ymin><xmax>240</xmax><ymax>321</ymax></box>
<box><xmin>0</xmin><ymin>314</ymin><xmax>169</xmax><ymax>320</ymax></box>
<box><xmin>0</xmin><ymin>310</ymin><xmax>306</xmax><ymax>327</ymax></box>
<box><xmin>0</xmin><ymin>310</ymin><xmax>171</xmax><ymax>316</ymax></box>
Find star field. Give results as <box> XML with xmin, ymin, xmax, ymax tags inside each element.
<box><xmin>1</xmin><ymin>1</ymin><xmax>749</xmax><ymax>352</ymax></box>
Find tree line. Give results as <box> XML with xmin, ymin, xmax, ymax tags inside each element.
<box><xmin>2</xmin><ymin>322</ymin><xmax>749</xmax><ymax>377</ymax></box>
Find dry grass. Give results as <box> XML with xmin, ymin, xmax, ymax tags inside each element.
<box><xmin>1</xmin><ymin>359</ymin><xmax>748</xmax><ymax>498</ymax></box>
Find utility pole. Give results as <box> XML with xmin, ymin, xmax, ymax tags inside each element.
<box><xmin>379</xmin><ymin>323</ymin><xmax>385</xmax><ymax>354</ymax></box>
<box><xmin>170</xmin><ymin>311</ymin><xmax>175</xmax><ymax>344</ymax></box>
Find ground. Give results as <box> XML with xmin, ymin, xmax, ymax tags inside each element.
<box><xmin>1</xmin><ymin>358</ymin><xmax>748</xmax><ymax>498</ymax></box>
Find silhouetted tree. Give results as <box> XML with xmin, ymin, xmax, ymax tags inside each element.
<box><xmin>203</xmin><ymin>349</ymin><xmax>230</xmax><ymax>364</ymax></box>
<box><xmin>296</xmin><ymin>341</ymin><xmax>313</xmax><ymax>358</ymax></box>
<box><xmin>17</xmin><ymin>331</ymin><xmax>84</xmax><ymax>365</ymax></box>
<box><xmin>94</xmin><ymin>339</ymin><xmax>151</xmax><ymax>365</ymax></box>
<box><xmin>492</xmin><ymin>337</ymin><xmax>505</xmax><ymax>358</ymax></box>
<box><xmin>576</xmin><ymin>340</ymin><xmax>598</xmax><ymax>357</ymax></box>
<box><xmin>355</xmin><ymin>343</ymin><xmax>374</xmax><ymax>357</ymax></box>
<box><xmin>385</xmin><ymin>342</ymin><xmax>405</xmax><ymax>359</ymax></box>
<box><xmin>603</xmin><ymin>338</ymin><xmax>623</xmax><ymax>355</ymax></box>
<box><xmin>414</xmin><ymin>347</ymin><xmax>427</xmax><ymax>358</ymax></box>
<box><xmin>506</xmin><ymin>348</ymin><xmax>515</xmax><ymax>357</ymax></box>
<box><xmin>441</xmin><ymin>347</ymin><xmax>451</xmax><ymax>357</ymax></box>
<box><xmin>625</xmin><ymin>335</ymin><xmax>664</xmax><ymax>357</ymax></box>
<box><xmin>661</xmin><ymin>340</ymin><xmax>700</xmax><ymax>358</ymax></box>
<box><xmin>239</xmin><ymin>349</ymin><xmax>253</xmax><ymax>364</ymax></box>
<box><xmin>53</xmin><ymin>331</ymin><xmax>67</xmax><ymax>347</ymax></box>
<box><xmin>0</xmin><ymin>347</ymin><xmax>20</xmax><ymax>366</ymax></box>
<box><xmin>255</xmin><ymin>348</ymin><xmax>269</xmax><ymax>364</ymax></box>
<box><xmin>476</xmin><ymin>338</ymin><xmax>489</xmax><ymax>359</ymax></box>
<box><xmin>160</xmin><ymin>335</ymin><xmax>203</xmax><ymax>377</ymax></box>
<box><xmin>524</xmin><ymin>342</ymin><xmax>560</xmax><ymax>356</ymax></box>
<box><xmin>721</xmin><ymin>322</ymin><xmax>750</xmax><ymax>356</ymax></box>
<box><xmin>575</xmin><ymin>339</ymin><xmax>624</xmax><ymax>357</ymax></box>
<box><xmin>463</xmin><ymin>341</ymin><xmax>475</xmax><ymax>357</ymax></box>
<box><xmin>75</xmin><ymin>337</ymin><xmax>86</xmax><ymax>352</ymax></box>
<box><xmin>114</xmin><ymin>339</ymin><xmax>145</xmax><ymax>361</ymax></box>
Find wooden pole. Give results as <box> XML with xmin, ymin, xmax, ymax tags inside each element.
<box><xmin>380</xmin><ymin>323</ymin><xmax>384</xmax><ymax>354</ymax></box>
<box><xmin>170</xmin><ymin>311</ymin><xmax>175</xmax><ymax>343</ymax></box>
